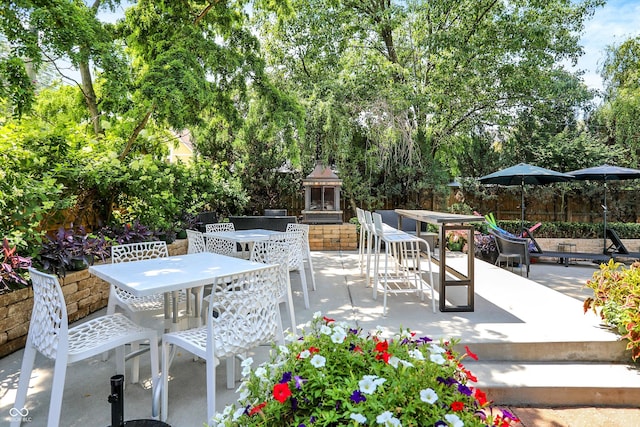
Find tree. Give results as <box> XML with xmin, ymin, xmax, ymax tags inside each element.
<box><xmin>257</xmin><ymin>0</ymin><xmax>604</xmax><ymax>208</ymax></box>
<box><xmin>590</xmin><ymin>36</ymin><xmax>640</xmax><ymax>163</ymax></box>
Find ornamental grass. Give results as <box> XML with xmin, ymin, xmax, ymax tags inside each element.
<box><xmin>211</xmin><ymin>313</ymin><xmax>519</xmax><ymax>427</ymax></box>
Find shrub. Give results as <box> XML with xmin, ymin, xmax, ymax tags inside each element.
<box><xmin>213</xmin><ymin>313</ymin><xmax>519</xmax><ymax>427</ymax></box>
<box><xmin>584</xmin><ymin>260</ymin><xmax>640</xmax><ymax>361</ymax></box>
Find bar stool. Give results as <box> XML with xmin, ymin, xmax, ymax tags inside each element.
<box><xmin>371</xmin><ymin>212</ymin><xmax>424</xmax><ymax>316</ymax></box>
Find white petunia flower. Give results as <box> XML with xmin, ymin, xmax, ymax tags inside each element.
<box><xmin>279</xmin><ymin>345</ymin><xmax>289</xmax><ymax>354</ymax></box>
<box><xmin>376</xmin><ymin>411</ymin><xmax>392</xmax><ymax>423</ymax></box>
<box><xmin>408</xmin><ymin>349</ymin><xmax>425</xmax><ymax>360</ymax></box>
<box><xmin>444</xmin><ymin>413</ymin><xmax>464</xmax><ymax>427</ymax></box>
<box><xmin>350</xmin><ymin>413</ymin><xmax>367</xmax><ymax>424</ymax></box>
<box><xmin>430</xmin><ymin>353</ymin><xmax>446</xmax><ymax>365</ymax></box>
<box><xmin>241</xmin><ymin>358</ymin><xmax>254</xmax><ymax>376</ymax></box>
<box><xmin>399</xmin><ymin>359</ymin><xmax>414</xmax><ymax>368</ymax></box>
<box><xmin>376</xmin><ymin>411</ymin><xmax>401</xmax><ymax>426</ymax></box>
<box><xmin>298</xmin><ymin>349</ymin><xmax>311</xmax><ymax>359</ymax></box>
<box><xmin>430</xmin><ymin>344</ymin><xmax>446</xmax><ymax>353</ymax></box>
<box><xmin>313</xmin><ymin>311</ymin><xmax>322</xmax><ymax>319</ymax></box>
<box><xmin>374</xmin><ymin>377</ymin><xmax>387</xmax><ymax>386</ymax></box>
<box><xmin>388</xmin><ymin>356</ymin><xmax>400</xmax><ymax>368</ymax></box>
<box><xmin>320</xmin><ymin>325</ymin><xmax>332</xmax><ymax>335</ymax></box>
<box><xmin>331</xmin><ymin>326</ymin><xmax>347</xmax><ymax>343</ymax></box>
<box><xmin>232</xmin><ymin>407</ymin><xmax>245</xmax><ymax>421</ymax></box>
<box><xmin>254</xmin><ymin>367</ymin><xmax>267</xmax><ymax>379</ymax></box>
<box><xmin>310</xmin><ymin>354</ymin><xmax>326</xmax><ymax>368</ymax></box>
<box><xmin>358</xmin><ymin>376</ymin><xmax>378</xmax><ymax>394</ymax></box>
<box><xmin>420</xmin><ymin>388</ymin><xmax>438</xmax><ymax>404</ymax></box>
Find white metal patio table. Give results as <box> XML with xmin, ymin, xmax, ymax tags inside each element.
<box><xmin>89</xmin><ymin>252</ymin><xmax>273</xmax><ymax>327</ymax></box>
<box><xmin>203</xmin><ymin>228</ymin><xmax>283</xmax><ymax>258</ymax></box>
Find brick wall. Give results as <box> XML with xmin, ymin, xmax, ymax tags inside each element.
<box><xmin>0</xmin><ymin>239</ymin><xmax>188</xmax><ymax>358</ymax></box>
<box><xmin>309</xmin><ymin>223</ymin><xmax>357</xmax><ymax>251</ymax></box>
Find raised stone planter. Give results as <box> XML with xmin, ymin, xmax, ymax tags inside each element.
<box><xmin>0</xmin><ymin>239</ymin><xmax>188</xmax><ymax>358</ymax></box>
<box><xmin>309</xmin><ymin>223</ymin><xmax>357</xmax><ymax>251</ymax></box>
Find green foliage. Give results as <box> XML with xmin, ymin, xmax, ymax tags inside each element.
<box><xmin>107</xmin><ymin>156</ymin><xmax>248</xmax><ymax>233</ymax></box>
<box><xmin>590</xmin><ymin>36</ymin><xmax>640</xmax><ymax>163</ymax></box>
<box><xmin>496</xmin><ymin>220</ymin><xmax>640</xmax><ymax>240</ymax></box>
<box><xmin>0</xmin><ymin>56</ymin><xmax>35</xmax><ymax>117</ymax></box>
<box><xmin>0</xmin><ymin>122</ymin><xmax>77</xmax><ymax>252</ymax></box>
<box><xmin>584</xmin><ymin>260</ymin><xmax>640</xmax><ymax>361</ymax></box>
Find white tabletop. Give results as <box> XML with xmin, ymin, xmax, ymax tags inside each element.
<box><xmin>203</xmin><ymin>228</ymin><xmax>282</xmax><ymax>243</ymax></box>
<box><xmin>89</xmin><ymin>252</ymin><xmax>271</xmax><ymax>297</ymax></box>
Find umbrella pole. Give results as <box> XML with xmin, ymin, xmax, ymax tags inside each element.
<box><xmin>603</xmin><ymin>182</ymin><xmax>608</xmax><ymax>253</ymax></box>
<box><xmin>520</xmin><ymin>179</ymin><xmax>525</xmax><ymax>233</ymax></box>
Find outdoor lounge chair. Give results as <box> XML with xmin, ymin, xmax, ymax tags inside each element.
<box><xmin>488</xmin><ymin>229</ymin><xmax>530</xmax><ymax>277</ymax></box>
<box><xmin>606</xmin><ymin>228</ymin><xmax>640</xmax><ymax>260</ymax></box>
<box><xmin>522</xmin><ymin>227</ymin><xmax>611</xmax><ymax>266</ymax></box>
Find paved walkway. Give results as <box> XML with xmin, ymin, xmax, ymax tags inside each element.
<box><xmin>0</xmin><ymin>252</ymin><xmax>637</xmax><ymax>426</ymax></box>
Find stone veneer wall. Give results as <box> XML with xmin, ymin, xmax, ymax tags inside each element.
<box><xmin>309</xmin><ymin>223</ymin><xmax>357</xmax><ymax>251</ymax></box>
<box><xmin>0</xmin><ymin>239</ymin><xmax>187</xmax><ymax>358</ymax></box>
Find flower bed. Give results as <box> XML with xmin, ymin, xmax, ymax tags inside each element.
<box><xmin>213</xmin><ymin>313</ymin><xmax>519</xmax><ymax>427</ymax></box>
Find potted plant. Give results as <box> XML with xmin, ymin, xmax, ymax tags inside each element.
<box><xmin>446</xmin><ymin>230</ymin><xmax>468</xmax><ymax>252</ymax></box>
<box><xmin>37</xmin><ymin>226</ymin><xmax>111</xmax><ymax>276</ymax></box>
<box><xmin>212</xmin><ymin>313</ymin><xmax>519</xmax><ymax>427</ymax></box>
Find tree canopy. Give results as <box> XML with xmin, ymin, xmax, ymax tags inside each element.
<box><xmin>3</xmin><ymin>0</ymin><xmax>640</xmax><ymax>237</ymax></box>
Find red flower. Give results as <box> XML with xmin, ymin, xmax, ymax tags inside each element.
<box><xmin>309</xmin><ymin>346</ymin><xmax>320</xmax><ymax>354</ymax></box>
<box><xmin>375</xmin><ymin>340</ymin><xmax>389</xmax><ymax>352</ymax></box>
<box><xmin>475</xmin><ymin>388</ymin><xmax>489</xmax><ymax>407</ymax></box>
<box><xmin>375</xmin><ymin>351</ymin><xmax>390</xmax><ymax>363</ymax></box>
<box><xmin>464</xmin><ymin>368</ymin><xmax>477</xmax><ymax>382</ymax></box>
<box><xmin>249</xmin><ymin>401</ymin><xmax>267</xmax><ymax>415</ymax></box>
<box><xmin>323</xmin><ymin>316</ymin><xmax>335</xmax><ymax>323</ymax></box>
<box><xmin>451</xmin><ymin>401</ymin><xmax>464</xmax><ymax>411</ymax></box>
<box><xmin>352</xmin><ymin>345</ymin><xmax>363</xmax><ymax>353</ymax></box>
<box><xmin>273</xmin><ymin>382</ymin><xmax>292</xmax><ymax>403</ymax></box>
<box><xmin>465</xmin><ymin>345</ymin><xmax>479</xmax><ymax>360</ymax></box>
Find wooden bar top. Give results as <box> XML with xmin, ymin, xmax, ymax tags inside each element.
<box><xmin>395</xmin><ymin>209</ymin><xmax>485</xmax><ymax>225</ymax></box>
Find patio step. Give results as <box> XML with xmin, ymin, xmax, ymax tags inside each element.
<box><xmin>468</xmin><ymin>361</ymin><xmax>640</xmax><ymax>407</ymax></box>
<box><xmin>457</xmin><ymin>339</ymin><xmax>630</xmax><ymax>363</ymax></box>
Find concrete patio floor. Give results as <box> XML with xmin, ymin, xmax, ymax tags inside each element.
<box><xmin>1</xmin><ymin>251</ymin><xmax>638</xmax><ymax>426</ymax></box>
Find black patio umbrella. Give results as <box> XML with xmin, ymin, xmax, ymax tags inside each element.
<box><xmin>478</xmin><ymin>163</ymin><xmax>574</xmax><ymax>229</ymax></box>
<box><xmin>568</xmin><ymin>164</ymin><xmax>640</xmax><ymax>253</ymax></box>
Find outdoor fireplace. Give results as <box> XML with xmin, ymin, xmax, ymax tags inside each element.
<box><xmin>302</xmin><ymin>163</ymin><xmax>343</xmax><ymax>224</ymax></box>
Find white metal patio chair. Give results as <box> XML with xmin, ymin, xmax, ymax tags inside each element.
<box><xmin>159</xmin><ymin>265</ymin><xmax>284</xmax><ymax>423</ymax></box>
<box><xmin>12</xmin><ymin>268</ymin><xmax>159</xmax><ymax>427</ymax></box>
<box><xmin>204</xmin><ymin>222</ymin><xmax>235</xmax><ymax>233</ymax></box>
<box><xmin>268</xmin><ymin>230</ymin><xmax>310</xmax><ymax>308</ymax></box>
<box><xmin>286</xmin><ymin>223</ymin><xmax>316</xmax><ymax>290</ymax></box>
<box><xmin>205</xmin><ymin>222</ymin><xmax>242</xmax><ymax>257</ymax></box>
<box><xmin>186</xmin><ymin>229</ymin><xmax>207</xmax><ymax>254</ymax></box>
<box><xmin>104</xmin><ymin>241</ymin><xmax>188</xmax><ymax>377</ymax></box>
<box><xmin>250</xmin><ymin>239</ymin><xmax>296</xmax><ymax>332</ymax></box>
<box><xmin>186</xmin><ymin>229</ymin><xmax>208</xmax><ymax>322</ymax></box>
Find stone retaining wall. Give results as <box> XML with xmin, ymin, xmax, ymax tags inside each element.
<box><xmin>0</xmin><ymin>239</ymin><xmax>187</xmax><ymax>358</ymax></box>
